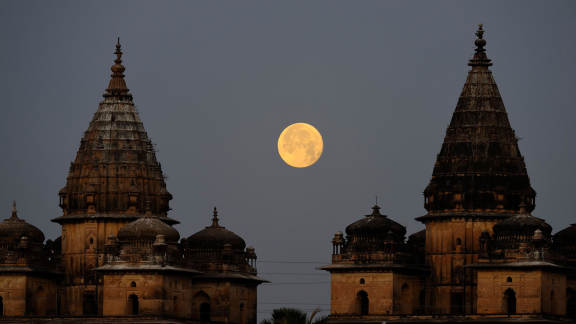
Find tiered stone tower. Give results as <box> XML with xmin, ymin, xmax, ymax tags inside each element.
<box><xmin>52</xmin><ymin>39</ymin><xmax>176</xmax><ymax>315</ymax></box>
<box><xmin>416</xmin><ymin>25</ymin><xmax>536</xmax><ymax>314</ymax></box>
<box><xmin>323</xmin><ymin>25</ymin><xmax>573</xmax><ymax>323</ymax></box>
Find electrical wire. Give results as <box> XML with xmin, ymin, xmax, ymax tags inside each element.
<box><xmin>260</xmin><ymin>302</ymin><xmax>329</xmax><ymax>306</ymax></box>
<box><xmin>262</xmin><ymin>281</ymin><xmax>330</xmax><ymax>285</ymax></box>
<box><xmin>259</xmin><ymin>272</ymin><xmax>327</xmax><ymax>276</ymax></box>
<box><xmin>257</xmin><ymin>260</ymin><xmax>328</xmax><ymax>264</ymax></box>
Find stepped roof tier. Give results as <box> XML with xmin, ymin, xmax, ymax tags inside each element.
<box><xmin>53</xmin><ymin>39</ymin><xmax>176</xmax><ymax>224</ymax></box>
<box><xmin>419</xmin><ymin>25</ymin><xmax>535</xmax><ymax>221</ymax></box>
<box><xmin>187</xmin><ymin>207</ymin><xmax>246</xmax><ymax>250</ymax></box>
<box><xmin>344</xmin><ymin>204</ymin><xmax>406</xmax><ymax>251</ymax></box>
<box><xmin>493</xmin><ymin>204</ymin><xmax>552</xmax><ymax>241</ymax></box>
<box><xmin>117</xmin><ymin>214</ymin><xmax>180</xmax><ymax>243</ymax></box>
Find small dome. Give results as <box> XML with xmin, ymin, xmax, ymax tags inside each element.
<box><xmin>407</xmin><ymin>229</ymin><xmax>426</xmax><ymax>245</ymax></box>
<box><xmin>0</xmin><ymin>202</ymin><xmax>44</xmax><ymax>243</ymax></box>
<box><xmin>493</xmin><ymin>207</ymin><xmax>552</xmax><ymax>239</ymax></box>
<box><xmin>117</xmin><ymin>216</ymin><xmax>180</xmax><ymax>242</ymax></box>
<box><xmin>187</xmin><ymin>208</ymin><xmax>246</xmax><ymax>250</ymax></box>
<box><xmin>553</xmin><ymin>224</ymin><xmax>576</xmax><ymax>248</ymax></box>
<box><xmin>345</xmin><ymin>205</ymin><xmax>406</xmax><ymax>240</ymax></box>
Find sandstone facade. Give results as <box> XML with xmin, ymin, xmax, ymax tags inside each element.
<box><xmin>0</xmin><ymin>40</ymin><xmax>264</xmax><ymax>323</ymax></box>
<box><xmin>322</xmin><ymin>26</ymin><xmax>576</xmax><ymax>323</ymax></box>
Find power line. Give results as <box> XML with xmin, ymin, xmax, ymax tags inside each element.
<box><xmin>262</xmin><ymin>281</ymin><xmax>330</xmax><ymax>285</ymax></box>
<box><xmin>260</xmin><ymin>272</ymin><xmax>327</xmax><ymax>276</ymax></box>
<box><xmin>258</xmin><ymin>309</ymin><xmax>328</xmax><ymax>312</ymax></box>
<box><xmin>260</xmin><ymin>302</ymin><xmax>330</xmax><ymax>306</ymax></box>
<box><xmin>258</xmin><ymin>310</ymin><xmax>328</xmax><ymax>314</ymax></box>
<box><xmin>257</xmin><ymin>260</ymin><xmax>328</xmax><ymax>264</ymax></box>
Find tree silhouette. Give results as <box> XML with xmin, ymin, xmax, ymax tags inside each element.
<box><xmin>260</xmin><ymin>308</ymin><xmax>328</xmax><ymax>324</ymax></box>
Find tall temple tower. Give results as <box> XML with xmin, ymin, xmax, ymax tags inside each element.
<box><xmin>52</xmin><ymin>39</ymin><xmax>176</xmax><ymax>315</ymax></box>
<box><xmin>416</xmin><ymin>25</ymin><xmax>536</xmax><ymax>314</ymax></box>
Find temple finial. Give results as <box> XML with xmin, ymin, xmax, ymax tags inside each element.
<box><xmin>104</xmin><ymin>38</ymin><xmax>132</xmax><ymax>100</ymax></box>
<box><xmin>370</xmin><ymin>204</ymin><xmax>382</xmax><ymax>217</ymax></box>
<box><xmin>211</xmin><ymin>207</ymin><xmax>220</xmax><ymax>227</ymax></box>
<box><xmin>469</xmin><ymin>24</ymin><xmax>492</xmax><ymax>67</ymax></box>
<box><xmin>474</xmin><ymin>24</ymin><xmax>486</xmax><ymax>53</ymax></box>
<box><xmin>11</xmin><ymin>200</ymin><xmax>18</xmax><ymax>219</ymax></box>
<box><xmin>115</xmin><ymin>38</ymin><xmax>122</xmax><ymax>62</ymax></box>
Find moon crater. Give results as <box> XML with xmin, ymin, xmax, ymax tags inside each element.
<box><xmin>277</xmin><ymin>123</ymin><xmax>323</xmax><ymax>168</ymax></box>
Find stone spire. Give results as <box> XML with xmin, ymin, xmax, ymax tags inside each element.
<box><xmin>103</xmin><ymin>38</ymin><xmax>132</xmax><ymax>100</ymax></box>
<box><xmin>468</xmin><ymin>24</ymin><xmax>492</xmax><ymax>68</ymax></box>
<box><xmin>211</xmin><ymin>207</ymin><xmax>221</xmax><ymax>228</ymax></box>
<box><xmin>421</xmin><ymin>25</ymin><xmax>535</xmax><ymax>217</ymax></box>
<box><xmin>54</xmin><ymin>39</ymin><xmax>175</xmax><ymax>224</ymax></box>
<box><xmin>10</xmin><ymin>200</ymin><xmax>18</xmax><ymax>220</ymax></box>
<box><xmin>369</xmin><ymin>204</ymin><xmax>383</xmax><ymax>217</ymax></box>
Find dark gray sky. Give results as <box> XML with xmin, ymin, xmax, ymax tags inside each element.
<box><xmin>1</xmin><ymin>0</ymin><xmax>576</xmax><ymax>319</ymax></box>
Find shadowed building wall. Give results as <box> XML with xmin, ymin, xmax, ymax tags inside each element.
<box><xmin>0</xmin><ymin>40</ymin><xmax>264</xmax><ymax>323</ymax></box>
<box><xmin>323</xmin><ymin>25</ymin><xmax>573</xmax><ymax>323</ymax></box>
<box><xmin>416</xmin><ymin>25</ymin><xmax>536</xmax><ymax>315</ymax></box>
<box><xmin>52</xmin><ymin>40</ymin><xmax>176</xmax><ymax>315</ymax></box>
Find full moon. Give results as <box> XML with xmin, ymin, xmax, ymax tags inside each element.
<box><xmin>277</xmin><ymin>123</ymin><xmax>323</xmax><ymax>168</ymax></box>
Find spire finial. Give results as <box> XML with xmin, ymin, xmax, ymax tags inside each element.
<box><xmin>115</xmin><ymin>37</ymin><xmax>122</xmax><ymax>62</ymax></box>
<box><xmin>104</xmin><ymin>38</ymin><xmax>132</xmax><ymax>100</ymax></box>
<box><xmin>11</xmin><ymin>200</ymin><xmax>18</xmax><ymax>219</ymax></box>
<box><xmin>369</xmin><ymin>204</ymin><xmax>382</xmax><ymax>217</ymax></box>
<box><xmin>474</xmin><ymin>24</ymin><xmax>486</xmax><ymax>53</ymax></box>
<box><xmin>211</xmin><ymin>207</ymin><xmax>220</xmax><ymax>227</ymax></box>
<box><xmin>469</xmin><ymin>24</ymin><xmax>492</xmax><ymax>67</ymax></box>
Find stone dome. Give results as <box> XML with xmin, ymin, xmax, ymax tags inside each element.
<box><xmin>554</xmin><ymin>224</ymin><xmax>576</xmax><ymax>243</ymax></box>
<box><xmin>187</xmin><ymin>208</ymin><xmax>246</xmax><ymax>250</ymax></box>
<box><xmin>0</xmin><ymin>202</ymin><xmax>44</xmax><ymax>243</ymax></box>
<box><xmin>117</xmin><ymin>216</ymin><xmax>180</xmax><ymax>242</ymax></box>
<box><xmin>552</xmin><ymin>224</ymin><xmax>576</xmax><ymax>258</ymax></box>
<box><xmin>407</xmin><ymin>229</ymin><xmax>426</xmax><ymax>245</ymax></box>
<box><xmin>345</xmin><ymin>205</ymin><xmax>406</xmax><ymax>241</ymax></box>
<box><xmin>493</xmin><ymin>206</ymin><xmax>552</xmax><ymax>240</ymax></box>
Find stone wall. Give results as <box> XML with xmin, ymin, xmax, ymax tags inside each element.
<box><xmin>329</xmin><ymin>272</ymin><xmax>422</xmax><ymax>316</ymax></box>
<box><xmin>476</xmin><ymin>269</ymin><xmax>566</xmax><ymax>315</ymax></box>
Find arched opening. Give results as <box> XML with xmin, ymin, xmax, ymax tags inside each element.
<box><xmin>503</xmin><ymin>288</ymin><xmax>516</xmax><ymax>314</ymax></box>
<box><xmin>0</xmin><ymin>296</ymin><xmax>3</xmax><ymax>316</ymax></box>
<box><xmin>130</xmin><ymin>281</ymin><xmax>136</xmax><ymax>288</ymax></box>
<box><xmin>128</xmin><ymin>294</ymin><xmax>139</xmax><ymax>315</ymax></box>
<box><xmin>450</xmin><ymin>292</ymin><xmax>464</xmax><ymax>314</ymax></box>
<box><xmin>30</xmin><ymin>286</ymin><xmax>47</xmax><ymax>315</ymax></box>
<box><xmin>357</xmin><ymin>290</ymin><xmax>369</xmax><ymax>315</ymax></box>
<box><xmin>200</xmin><ymin>303</ymin><xmax>211</xmax><ymax>321</ymax></box>
<box><xmin>83</xmin><ymin>291</ymin><xmax>97</xmax><ymax>316</ymax></box>
<box><xmin>550</xmin><ymin>290</ymin><xmax>555</xmax><ymax>314</ymax></box>
<box><xmin>57</xmin><ymin>292</ymin><xmax>61</xmax><ymax>315</ymax></box>
<box><xmin>418</xmin><ymin>289</ymin><xmax>426</xmax><ymax>314</ymax></box>
<box><xmin>567</xmin><ymin>288</ymin><xmax>576</xmax><ymax>318</ymax></box>
<box><xmin>359</xmin><ymin>278</ymin><xmax>365</xmax><ymax>285</ymax></box>
<box><xmin>430</xmin><ymin>290</ymin><xmax>437</xmax><ymax>314</ymax></box>
<box><xmin>194</xmin><ymin>291</ymin><xmax>211</xmax><ymax>322</ymax></box>
<box><xmin>506</xmin><ymin>277</ymin><xmax>512</xmax><ymax>283</ymax></box>
<box><xmin>399</xmin><ymin>283</ymin><xmax>411</xmax><ymax>314</ymax></box>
